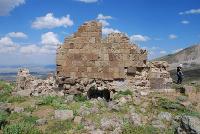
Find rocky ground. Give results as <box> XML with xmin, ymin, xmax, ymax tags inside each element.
<box><xmin>0</xmin><ymin>80</ymin><xmax>200</xmax><ymax>134</ymax></box>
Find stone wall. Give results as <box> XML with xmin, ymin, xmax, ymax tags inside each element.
<box><xmin>56</xmin><ymin>21</ymin><xmax>148</xmax><ymax>81</ymax></box>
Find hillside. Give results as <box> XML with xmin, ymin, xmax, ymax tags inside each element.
<box><xmin>154</xmin><ymin>44</ymin><xmax>200</xmax><ymax>70</ymax></box>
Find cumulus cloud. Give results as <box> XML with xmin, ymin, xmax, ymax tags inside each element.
<box><xmin>19</xmin><ymin>44</ymin><xmax>40</xmax><ymax>54</ymax></box>
<box><xmin>97</xmin><ymin>14</ymin><xmax>112</xmax><ymax>20</ymax></box>
<box><xmin>32</xmin><ymin>13</ymin><xmax>74</xmax><ymax>29</ymax></box>
<box><xmin>98</xmin><ymin>19</ymin><xmax>110</xmax><ymax>27</ymax></box>
<box><xmin>169</xmin><ymin>34</ymin><xmax>177</xmax><ymax>40</ymax></box>
<box><xmin>179</xmin><ymin>8</ymin><xmax>200</xmax><ymax>15</ymax></box>
<box><xmin>102</xmin><ymin>28</ymin><xmax>120</xmax><ymax>35</ymax></box>
<box><xmin>0</xmin><ymin>0</ymin><xmax>25</xmax><ymax>16</ymax></box>
<box><xmin>130</xmin><ymin>34</ymin><xmax>150</xmax><ymax>42</ymax></box>
<box><xmin>77</xmin><ymin>0</ymin><xmax>98</xmax><ymax>3</ymax></box>
<box><xmin>41</xmin><ymin>32</ymin><xmax>61</xmax><ymax>46</ymax></box>
<box><xmin>181</xmin><ymin>20</ymin><xmax>190</xmax><ymax>24</ymax></box>
<box><xmin>0</xmin><ymin>37</ymin><xmax>18</xmax><ymax>53</ymax></box>
<box><xmin>7</xmin><ymin>32</ymin><xmax>27</xmax><ymax>38</ymax></box>
<box><xmin>96</xmin><ymin>14</ymin><xmax>113</xmax><ymax>27</ymax></box>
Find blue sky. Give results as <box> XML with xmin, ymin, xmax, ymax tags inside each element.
<box><xmin>0</xmin><ymin>0</ymin><xmax>200</xmax><ymax>65</ymax></box>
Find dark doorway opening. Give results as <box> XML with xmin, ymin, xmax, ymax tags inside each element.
<box><xmin>87</xmin><ymin>86</ymin><xmax>110</xmax><ymax>101</ymax></box>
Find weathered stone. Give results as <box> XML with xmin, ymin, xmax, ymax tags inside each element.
<box><xmin>54</xmin><ymin>110</ymin><xmax>74</xmax><ymax>120</ymax></box>
<box><xmin>36</xmin><ymin>118</ymin><xmax>48</xmax><ymax>126</ymax></box>
<box><xmin>13</xmin><ymin>107</ymin><xmax>24</xmax><ymax>113</ymax></box>
<box><xmin>100</xmin><ymin>117</ymin><xmax>123</xmax><ymax>131</ymax></box>
<box><xmin>73</xmin><ymin>116</ymin><xmax>82</xmax><ymax>124</ymax></box>
<box><xmin>130</xmin><ymin>112</ymin><xmax>142</xmax><ymax>126</ymax></box>
<box><xmin>158</xmin><ymin>112</ymin><xmax>172</xmax><ymax>122</ymax></box>
<box><xmin>175</xmin><ymin>115</ymin><xmax>200</xmax><ymax>134</ymax></box>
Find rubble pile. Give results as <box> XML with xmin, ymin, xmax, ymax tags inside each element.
<box><xmin>13</xmin><ymin>68</ymin><xmax>61</xmax><ymax>97</ymax></box>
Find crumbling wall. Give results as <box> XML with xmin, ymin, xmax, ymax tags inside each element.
<box><xmin>56</xmin><ymin>21</ymin><xmax>148</xmax><ymax>82</ymax></box>
<box><xmin>148</xmin><ymin>61</ymin><xmax>172</xmax><ymax>89</ymax></box>
<box><xmin>13</xmin><ymin>68</ymin><xmax>61</xmax><ymax>97</ymax></box>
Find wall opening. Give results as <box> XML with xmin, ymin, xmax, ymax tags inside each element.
<box><xmin>87</xmin><ymin>86</ymin><xmax>110</xmax><ymax>101</ymax></box>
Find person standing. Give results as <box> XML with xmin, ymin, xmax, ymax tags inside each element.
<box><xmin>177</xmin><ymin>64</ymin><xmax>183</xmax><ymax>84</ymax></box>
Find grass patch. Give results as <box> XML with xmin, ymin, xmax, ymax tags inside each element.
<box><xmin>74</xmin><ymin>94</ymin><xmax>87</xmax><ymax>102</ymax></box>
<box><xmin>113</xmin><ymin>89</ymin><xmax>133</xmax><ymax>100</ymax></box>
<box><xmin>3</xmin><ymin>122</ymin><xmax>42</xmax><ymax>134</ymax></box>
<box><xmin>122</xmin><ymin>123</ymin><xmax>158</xmax><ymax>134</ymax></box>
<box><xmin>45</xmin><ymin>120</ymin><xmax>73</xmax><ymax>134</ymax></box>
<box><xmin>7</xmin><ymin>96</ymin><xmax>27</xmax><ymax>103</ymax></box>
<box><xmin>37</xmin><ymin>96</ymin><xmax>66</xmax><ymax>109</ymax></box>
<box><xmin>0</xmin><ymin>111</ymin><xmax>9</xmax><ymax>129</ymax></box>
<box><xmin>157</xmin><ymin>97</ymin><xmax>200</xmax><ymax>117</ymax></box>
<box><xmin>0</xmin><ymin>81</ymin><xmax>13</xmax><ymax>102</ymax></box>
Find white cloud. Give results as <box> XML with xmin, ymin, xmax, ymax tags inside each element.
<box><xmin>0</xmin><ymin>0</ymin><xmax>25</xmax><ymax>16</ymax></box>
<box><xmin>7</xmin><ymin>32</ymin><xmax>27</xmax><ymax>38</ymax></box>
<box><xmin>181</xmin><ymin>20</ymin><xmax>190</xmax><ymax>24</ymax></box>
<box><xmin>96</xmin><ymin>14</ymin><xmax>113</xmax><ymax>27</ymax></box>
<box><xmin>102</xmin><ymin>28</ymin><xmax>120</xmax><ymax>35</ymax></box>
<box><xmin>19</xmin><ymin>44</ymin><xmax>40</xmax><ymax>54</ymax></box>
<box><xmin>179</xmin><ymin>8</ymin><xmax>200</xmax><ymax>15</ymax></box>
<box><xmin>98</xmin><ymin>19</ymin><xmax>110</xmax><ymax>27</ymax></box>
<box><xmin>169</xmin><ymin>34</ymin><xmax>177</xmax><ymax>40</ymax></box>
<box><xmin>130</xmin><ymin>34</ymin><xmax>150</xmax><ymax>42</ymax></box>
<box><xmin>32</xmin><ymin>13</ymin><xmax>73</xmax><ymax>29</ymax></box>
<box><xmin>41</xmin><ymin>32</ymin><xmax>61</xmax><ymax>46</ymax></box>
<box><xmin>160</xmin><ymin>50</ymin><xmax>167</xmax><ymax>54</ymax></box>
<box><xmin>0</xmin><ymin>37</ymin><xmax>18</xmax><ymax>53</ymax></box>
<box><xmin>77</xmin><ymin>0</ymin><xmax>98</xmax><ymax>3</ymax></box>
<box><xmin>172</xmin><ymin>48</ymin><xmax>183</xmax><ymax>53</ymax></box>
<box><xmin>97</xmin><ymin>14</ymin><xmax>112</xmax><ymax>20</ymax></box>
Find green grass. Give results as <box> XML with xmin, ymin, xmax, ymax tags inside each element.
<box><xmin>3</xmin><ymin>122</ymin><xmax>42</xmax><ymax>134</ymax></box>
<box><xmin>122</xmin><ymin>123</ymin><xmax>158</xmax><ymax>134</ymax></box>
<box><xmin>0</xmin><ymin>111</ymin><xmax>9</xmax><ymax>129</ymax></box>
<box><xmin>74</xmin><ymin>94</ymin><xmax>87</xmax><ymax>102</ymax></box>
<box><xmin>45</xmin><ymin>120</ymin><xmax>73</xmax><ymax>134</ymax></box>
<box><xmin>37</xmin><ymin>96</ymin><xmax>66</xmax><ymax>109</ymax></box>
<box><xmin>0</xmin><ymin>81</ymin><xmax>14</xmax><ymax>102</ymax></box>
<box><xmin>157</xmin><ymin>97</ymin><xmax>200</xmax><ymax>117</ymax></box>
<box><xmin>113</xmin><ymin>89</ymin><xmax>133</xmax><ymax>100</ymax></box>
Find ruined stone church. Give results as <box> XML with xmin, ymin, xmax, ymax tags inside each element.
<box><xmin>14</xmin><ymin>20</ymin><xmax>172</xmax><ymax>98</ymax></box>
<box><xmin>56</xmin><ymin>20</ymin><xmax>172</xmax><ymax>93</ymax></box>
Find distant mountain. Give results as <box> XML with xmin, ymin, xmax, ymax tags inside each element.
<box><xmin>154</xmin><ymin>44</ymin><xmax>200</xmax><ymax>70</ymax></box>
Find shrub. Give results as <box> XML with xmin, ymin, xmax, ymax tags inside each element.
<box><xmin>118</xmin><ymin>90</ymin><xmax>133</xmax><ymax>96</ymax></box>
<box><xmin>74</xmin><ymin>94</ymin><xmax>87</xmax><ymax>102</ymax></box>
<box><xmin>0</xmin><ymin>81</ymin><xmax>13</xmax><ymax>102</ymax></box>
<box><xmin>3</xmin><ymin>122</ymin><xmax>42</xmax><ymax>134</ymax></box>
<box><xmin>122</xmin><ymin>123</ymin><xmax>158</xmax><ymax>134</ymax></box>
<box><xmin>0</xmin><ymin>111</ymin><xmax>9</xmax><ymax>129</ymax></box>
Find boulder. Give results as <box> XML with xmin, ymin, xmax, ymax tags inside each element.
<box><xmin>175</xmin><ymin>115</ymin><xmax>200</xmax><ymax>134</ymax></box>
<box><xmin>13</xmin><ymin>107</ymin><xmax>24</xmax><ymax>113</ymax></box>
<box><xmin>130</xmin><ymin>112</ymin><xmax>142</xmax><ymax>126</ymax></box>
<box><xmin>73</xmin><ymin>116</ymin><xmax>82</xmax><ymax>124</ymax></box>
<box><xmin>36</xmin><ymin>118</ymin><xmax>48</xmax><ymax>126</ymax></box>
<box><xmin>54</xmin><ymin>110</ymin><xmax>74</xmax><ymax>120</ymax></box>
<box><xmin>158</xmin><ymin>112</ymin><xmax>172</xmax><ymax>122</ymax></box>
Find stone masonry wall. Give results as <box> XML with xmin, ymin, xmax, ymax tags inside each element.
<box><xmin>56</xmin><ymin>21</ymin><xmax>148</xmax><ymax>81</ymax></box>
